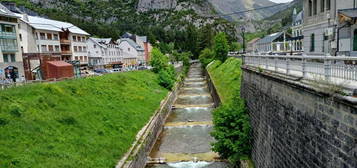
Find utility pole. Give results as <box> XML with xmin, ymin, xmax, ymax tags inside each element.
<box><xmin>241</xmin><ymin>27</ymin><xmax>246</xmax><ymax>54</ymax></box>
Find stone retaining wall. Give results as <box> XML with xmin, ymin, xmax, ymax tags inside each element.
<box><xmin>241</xmin><ymin>66</ymin><xmax>357</xmax><ymax>168</ymax></box>
<box><xmin>116</xmin><ymin>68</ymin><xmax>183</xmax><ymax>168</ymax></box>
<box><xmin>205</xmin><ymin>69</ymin><xmax>221</xmax><ymax>107</ymax></box>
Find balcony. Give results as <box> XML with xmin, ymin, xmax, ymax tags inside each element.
<box><xmin>60</xmin><ymin>39</ymin><xmax>71</xmax><ymax>44</ymax></box>
<box><xmin>0</xmin><ymin>45</ymin><xmax>18</xmax><ymax>52</ymax></box>
<box><xmin>0</xmin><ymin>32</ymin><xmax>16</xmax><ymax>39</ymax></box>
<box><xmin>61</xmin><ymin>50</ymin><xmax>72</xmax><ymax>55</ymax></box>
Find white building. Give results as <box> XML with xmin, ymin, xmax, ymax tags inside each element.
<box><xmin>118</xmin><ymin>38</ymin><xmax>145</xmax><ymax>66</ymax></box>
<box><xmin>257</xmin><ymin>32</ymin><xmax>292</xmax><ymax>54</ymax></box>
<box><xmin>15</xmin><ymin>13</ymin><xmax>89</xmax><ymax>64</ymax></box>
<box><xmin>0</xmin><ymin>4</ymin><xmax>24</xmax><ymax>82</ymax></box>
<box><xmin>291</xmin><ymin>9</ymin><xmax>304</xmax><ymax>54</ymax></box>
<box><xmin>87</xmin><ymin>37</ymin><xmax>123</xmax><ymax>69</ymax></box>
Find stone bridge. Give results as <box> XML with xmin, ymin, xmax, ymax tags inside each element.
<box><xmin>241</xmin><ymin>62</ymin><xmax>357</xmax><ymax>168</ymax></box>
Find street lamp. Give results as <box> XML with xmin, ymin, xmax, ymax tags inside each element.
<box><xmin>241</xmin><ymin>26</ymin><xmax>246</xmax><ymax>54</ymax></box>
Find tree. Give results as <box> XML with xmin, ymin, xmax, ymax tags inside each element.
<box><xmin>199</xmin><ymin>48</ymin><xmax>215</xmax><ymax>67</ymax></box>
<box><xmin>150</xmin><ymin>47</ymin><xmax>168</xmax><ymax>73</ymax></box>
<box><xmin>230</xmin><ymin>42</ymin><xmax>242</xmax><ymax>52</ymax></box>
<box><xmin>211</xmin><ymin>89</ymin><xmax>251</xmax><ymax>166</ymax></box>
<box><xmin>214</xmin><ymin>32</ymin><xmax>229</xmax><ymax>62</ymax></box>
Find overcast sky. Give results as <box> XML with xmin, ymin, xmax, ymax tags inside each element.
<box><xmin>270</xmin><ymin>0</ymin><xmax>293</xmax><ymax>3</ymax></box>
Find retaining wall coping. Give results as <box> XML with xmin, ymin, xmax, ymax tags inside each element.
<box><xmin>242</xmin><ymin>65</ymin><xmax>357</xmax><ymax>108</ymax></box>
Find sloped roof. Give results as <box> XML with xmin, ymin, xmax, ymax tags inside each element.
<box><xmin>293</xmin><ymin>11</ymin><xmax>304</xmax><ymax>26</ymax></box>
<box><xmin>248</xmin><ymin>38</ymin><xmax>261</xmax><ymax>44</ymax></box>
<box><xmin>137</xmin><ymin>36</ymin><xmax>147</xmax><ymax>43</ymax></box>
<box><xmin>0</xmin><ymin>3</ymin><xmax>18</xmax><ymax>18</ymax></box>
<box><xmin>89</xmin><ymin>37</ymin><xmax>114</xmax><ymax>48</ymax></box>
<box><xmin>47</xmin><ymin>61</ymin><xmax>72</xmax><ymax>67</ymax></box>
<box><xmin>258</xmin><ymin>32</ymin><xmax>284</xmax><ymax>44</ymax></box>
<box><xmin>120</xmin><ymin>38</ymin><xmax>145</xmax><ymax>51</ymax></box>
<box><xmin>339</xmin><ymin>8</ymin><xmax>357</xmax><ymax>18</ymax></box>
<box><xmin>16</xmin><ymin>13</ymin><xmax>89</xmax><ymax>35</ymax></box>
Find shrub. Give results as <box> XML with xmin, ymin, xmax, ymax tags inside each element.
<box><xmin>211</xmin><ymin>89</ymin><xmax>251</xmax><ymax>166</ymax></box>
<box><xmin>158</xmin><ymin>66</ymin><xmax>176</xmax><ymax>90</ymax></box>
<box><xmin>150</xmin><ymin>47</ymin><xmax>169</xmax><ymax>73</ymax></box>
<box><xmin>199</xmin><ymin>48</ymin><xmax>215</xmax><ymax>67</ymax></box>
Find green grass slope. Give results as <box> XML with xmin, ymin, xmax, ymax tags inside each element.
<box><xmin>0</xmin><ymin>71</ymin><xmax>168</xmax><ymax>168</ymax></box>
<box><xmin>207</xmin><ymin>57</ymin><xmax>243</xmax><ymax>104</ymax></box>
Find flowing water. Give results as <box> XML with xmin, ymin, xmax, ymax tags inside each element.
<box><xmin>146</xmin><ymin>64</ymin><xmax>228</xmax><ymax>168</ymax></box>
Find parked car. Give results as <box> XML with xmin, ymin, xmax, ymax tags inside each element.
<box><xmin>94</xmin><ymin>69</ymin><xmax>108</xmax><ymax>74</ymax></box>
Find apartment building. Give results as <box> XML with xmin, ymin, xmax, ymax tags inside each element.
<box><xmin>87</xmin><ymin>37</ymin><xmax>122</xmax><ymax>69</ymax></box>
<box><xmin>0</xmin><ymin>4</ymin><xmax>23</xmax><ymax>82</ymax></box>
<box><xmin>118</xmin><ymin>38</ymin><xmax>145</xmax><ymax>66</ymax></box>
<box><xmin>303</xmin><ymin>0</ymin><xmax>357</xmax><ymax>56</ymax></box>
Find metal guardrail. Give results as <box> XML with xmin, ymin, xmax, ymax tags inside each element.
<box><xmin>242</xmin><ymin>54</ymin><xmax>357</xmax><ymax>81</ymax></box>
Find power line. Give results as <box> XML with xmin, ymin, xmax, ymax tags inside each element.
<box><xmin>208</xmin><ymin>3</ymin><xmax>288</xmax><ymax>18</ymax></box>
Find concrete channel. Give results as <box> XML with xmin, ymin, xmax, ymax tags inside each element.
<box><xmin>146</xmin><ymin>64</ymin><xmax>228</xmax><ymax>168</ymax></box>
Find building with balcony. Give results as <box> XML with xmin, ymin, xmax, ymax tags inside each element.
<box><xmin>87</xmin><ymin>37</ymin><xmax>123</xmax><ymax>69</ymax></box>
<box><xmin>0</xmin><ymin>4</ymin><xmax>23</xmax><ymax>82</ymax></box>
<box><xmin>302</xmin><ymin>0</ymin><xmax>357</xmax><ymax>56</ymax></box>
<box><xmin>256</xmin><ymin>32</ymin><xmax>292</xmax><ymax>54</ymax></box>
<box><xmin>291</xmin><ymin>8</ymin><xmax>304</xmax><ymax>54</ymax></box>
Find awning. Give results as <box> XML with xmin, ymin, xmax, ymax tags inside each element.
<box><xmin>339</xmin><ymin>9</ymin><xmax>357</xmax><ymax>23</ymax></box>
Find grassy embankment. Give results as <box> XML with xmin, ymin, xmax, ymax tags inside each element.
<box><xmin>0</xmin><ymin>71</ymin><xmax>168</xmax><ymax>168</ymax></box>
<box><xmin>207</xmin><ymin>57</ymin><xmax>243</xmax><ymax>104</ymax></box>
<box><xmin>207</xmin><ymin>57</ymin><xmax>254</xmax><ymax>168</ymax></box>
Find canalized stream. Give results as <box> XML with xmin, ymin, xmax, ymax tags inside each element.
<box><xmin>146</xmin><ymin>64</ymin><xmax>228</xmax><ymax>168</ymax></box>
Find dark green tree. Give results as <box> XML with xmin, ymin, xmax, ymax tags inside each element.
<box><xmin>199</xmin><ymin>48</ymin><xmax>215</xmax><ymax>67</ymax></box>
<box><xmin>214</xmin><ymin>32</ymin><xmax>229</xmax><ymax>62</ymax></box>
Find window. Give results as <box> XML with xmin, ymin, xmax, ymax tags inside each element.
<box><xmin>80</xmin><ymin>56</ymin><xmax>83</xmax><ymax>61</ymax></box>
<box><xmin>84</xmin><ymin>56</ymin><xmax>87</xmax><ymax>61</ymax></box>
<box><xmin>77</xmin><ymin>36</ymin><xmax>81</xmax><ymax>42</ymax></box>
<box><xmin>4</xmin><ymin>25</ymin><xmax>14</xmax><ymax>32</ymax></box>
<box><xmin>10</xmin><ymin>54</ymin><xmax>15</xmax><ymax>62</ymax></box>
<box><xmin>73</xmin><ymin>36</ymin><xmax>77</xmax><ymax>41</ymax></box>
<box><xmin>48</xmin><ymin>45</ymin><xmax>54</xmax><ymax>52</ymax></box>
<box><xmin>310</xmin><ymin>34</ymin><xmax>315</xmax><ymax>52</ymax></box>
<box><xmin>35</xmin><ymin>33</ymin><xmax>38</xmax><ymax>40</ymax></box>
<box><xmin>55</xmin><ymin>45</ymin><xmax>60</xmax><ymax>52</ymax></box>
<box><xmin>82</xmin><ymin>37</ymin><xmax>86</xmax><ymax>42</ymax></box>
<box><xmin>94</xmin><ymin>44</ymin><xmax>96</xmax><ymax>48</ymax></box>
<box><xmin>40</xmin><ymin>33</ymin><xmax>46</xmax><ymax>40</ymax></box>
<box><xmin>47</xmin><ymin>33</ymin><xmax>52</xmax><ymax>40</ymax></box>
<box><xmin>353</xmin><ymin>29</ymin><xmax>357</xmax><ymax>51</ymax></box>
<box><xmin>313</xmin><ymin>0</ymin><xmax>317</xmax><ymax>15</ymax></box>
<box><xmin>321</xmin><ymin>0</ymin><xmax>325</xmax><ymax>12</ymax></box>
<box><xmin>19</xmin><ymin>34</ymin><xmax>22</xmax><ymax>41</ymax></box>
<box><xmin>74</xmin><ymin>46</ymin><xmax>78</xmax><ymax>52</ymax></box>
<box><xmin>75</xmin><ymin>56</ymin><xmax>78</xmax><ymax>60</ymax></box>
<box><xmin>53</xmin><ymin>34</ymin><xmax>59</xmax><ymax>40</ymax></box>
<box><xmin>79</xmin><ymin>46</ymin><xmax>82</xmax><ymax>52</ymax></box>
<box><xmin>326</xmin><ymin>0</ymin><xmax>330</xmax><ymax>10</ymax></box>
<box><xmin>83</xmin><ymin>46</ymin><xmax>87</xmax><ymax>52</ymax></box>
<box><xmin>41</xmin><ymin>45</ymin><xmax>47</xmax><ymax>52</ymax></box>
<box><xmin>3</xmin><ymin>54</ymin><xmax>8</xmax><ymax>62</ymax></box>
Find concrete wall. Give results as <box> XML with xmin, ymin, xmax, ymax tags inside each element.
<box><xmin>116</xmin><ymin>66</ymin><xmax>184</xmax><ymax>168</ymax></box>
<box><xmin>241</xmin><ymin>66</ymin><xmax>356</xmax><ymax>168</ymax></box>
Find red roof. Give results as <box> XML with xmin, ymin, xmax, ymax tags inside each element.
<box><xmin>47</xmin><ymin>61</ymin><xmax>72</xmax><ymax>67</ymax></box>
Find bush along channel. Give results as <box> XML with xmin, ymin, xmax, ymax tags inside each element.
<box><xmin>202</xmin><ymin>33</ymin><xmax>253</xmax><ymax>168</ymax></box>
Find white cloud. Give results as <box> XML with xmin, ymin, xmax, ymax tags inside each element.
<box><xmin>270</xmin><ymin>0</ymin><xmax>293</xmax><ymax>3</ymax></box>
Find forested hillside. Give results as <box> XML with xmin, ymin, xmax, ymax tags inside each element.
<box><xmin>2</xmin><ymin>0</ymin><xmax>237</xmax><ymax>56</ymax></box>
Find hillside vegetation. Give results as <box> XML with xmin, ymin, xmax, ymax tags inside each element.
<box><xmin>0</xmin><ymin>71</ymin><xmax>168</xmax><ymax>167</ymax></box>
<box><xmin>207</xmin><ymin>57</ymin><xmax>243</xmax><ymax>104</ymax></box>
